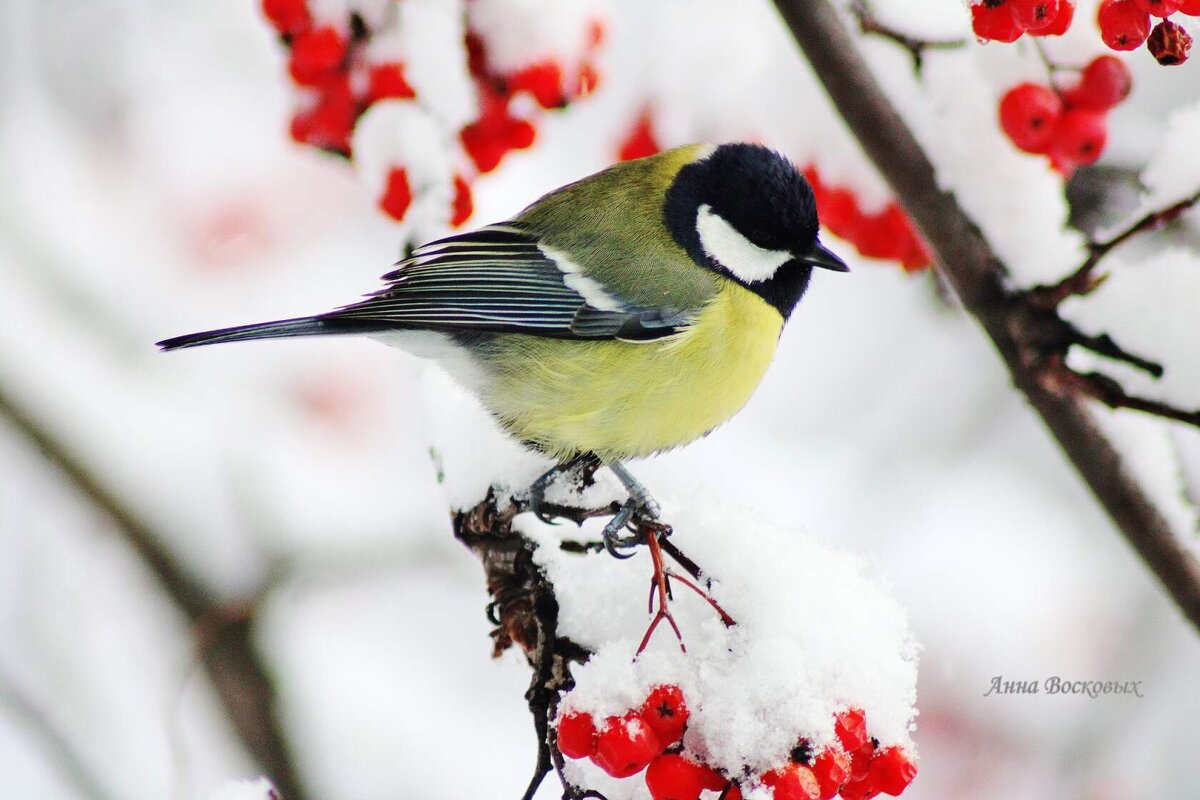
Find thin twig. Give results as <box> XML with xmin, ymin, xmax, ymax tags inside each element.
<box><xmin>1029</xmin><ymin>190</ymin><xmax>1200</xmax><ymax>308</ymax></box>
<box><xmin>772</xmin><ymin>0</ymin><xmax>1200</xmax><ymax>635</ymax></box>
<box><xmin>0</xmin><ymin>383</ymin><xmax>308</xmax><ymax>800</ymax></box>
<box><xmin>849</xmin><ymin>0</ymin><xmax>965</xmax><ymax>73</ymax></box>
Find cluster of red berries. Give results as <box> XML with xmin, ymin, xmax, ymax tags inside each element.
<box><xmin>970</xmin><ymin>0</ymin><xmax>1076</xmax><ymax>41</ymax></box>
<box><xmin>556</xmin><ymin>687</ymin><xmax>917</xmax><ymax>800</ymax></box>
<box><xmin>260</xmin><ymin>0</ymin><xmax>472</xmax><ymax>225</ymax></box>
<box><xmin>997</xmin><ymin>54</ymin><xmax>1132</xmax><ymax>175</ymax></box>
<box><xmin>972</xmin><ymin>0</ymin><xmax>1195</xmax><ymax>65</ymax></box>
<box><xmin>803</xmin><ymin>167</ymin><xmax>931</xmax><ymax>273</ymax></box>
<box><xmin>260</xmin><ymin>1</ymin><xmax>606</xmax><ymax>227</ymax></box>
<box><xmin>461</xmin><ymin>21</ymin><xmax>604</xmax><ymax>173</ymax></box>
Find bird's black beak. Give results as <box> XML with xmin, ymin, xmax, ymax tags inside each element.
<box><xmin>801</xmin><ymin>240</ymin><xmax>849</xmax><ymax>272</ymax></box>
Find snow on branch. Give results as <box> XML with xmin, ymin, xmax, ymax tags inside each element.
<box><xmin>772</xmin><ymin>0</ymin><xmax>1200</xmax><ymax>634</ymax></box>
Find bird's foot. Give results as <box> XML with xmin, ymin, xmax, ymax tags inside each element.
<box><xmin>527</xmin><ymin>453</ymin><xmax>601</xmax><ymax>524</ymax></box>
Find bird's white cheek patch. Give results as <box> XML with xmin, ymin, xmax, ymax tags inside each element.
<box><xmin>696</xmin><ymin>204</ymin><xmax>792</xmax><ymax>284</ymax></box>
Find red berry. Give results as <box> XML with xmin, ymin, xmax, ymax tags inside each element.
<box><xmin>290</xmin><ymin>77</ymin><xmax>355</xmax><ymax>154</ymax></box>
<box><xmin>1097</xmin><ymin>0</ymin><xmax>1151</xmax><ymax>50</ymax></box>
<box><xmin>857</xmin><ymin>206</ymin><xmax>913</xmax><ymax>261</ymax></box>
<box><xmin>1031</xmin><ymin>0</ymin><xmax>1075</xmax><ymax>34</ymax></box>
<box><xmin>289</xmin><ymin>26</ymin><xmax>347</xmax><ymax>85</ymax></box>
<box><xmin>575</xmin><ymin>62</ymin><xmax>601</xmax><ymax>98</ymax></box>
<box><xmin>1010</xmin><ymin>0</ymin><xmax>1061</xmax><ymax>31</ymax></box>
<box><xmin>1180</xmin><ymin>0</ymin><xmax>1200</xmax><ymax>14</ymax></box>
<box><xmin>811</xmin><ymin>749</ymin><xmax>851</xmax><ymax>800</ymax></box>
<box><xmin>639</xmin><ymin>685</ymin><xmax>690</xmax><ymax>746</ymax></box>
<box><xmin>698</xmin><ymin>765</ymin><xmax>729</xmax><ymax>793</ymax></box>
<box><xmin>1147</xmin><ymin>18</ymin><xmax>1192</xmax><ymax>64</ymax></box>
<box><xmin>645</xmin><ymin>754</ymin><xmax>713</xmax><ymax>800</ymax></box>
<box><xmin>1133</xmin><ymin>0</ymin><xmax>1182</xmax><ymax>16</ymax></box>
<box><xmin>366</xmin><ymin>63</ymin><xmax>416</xmax><ymax>103</ymax></box>
<box><xmin>378</xmin><ymin>168</ymin><xmax>413</xmax><ymax>222</ymax></box>
<box><xmin>556</xmin><ymin>711</ymin><xmax>597</xmax><ymax>759</ymax></box>
<box><xmin>972</xmin><ymin>2</ymin><xmax>1024</xmax><ymax>42</ymax></box>
<box><xmin>1049</xmin><ymin>108</ymin><xmax>1107</xmax><ymax>168</ymax></box>
<box><xmin>619</xmin><ymin>111</ymin><xmax>661</xmax><ymax>161</ymax></box>
<box><xmin>834</xmin><ymin>709</ymin><xmax>869</xmax><ymax>755</ymax></box>
<box><xmin>762</xmin><ymin>765</ymin><xmax>820</xmax><ymax>800</ymax></box>
<box><xmin>593</xmin><ymin>714</ymin><xmax>661</xmax><ymax>778</ymax></box>
<box><xmin>839</xmin><ymin>775</ymin><xmax>880</xmax><ymax>800</ymax></box>
<box><xmin>868</xmin><ymin>748</ymin><xmax>918</xmax><ymax>797</ymax></box>
<box><xmin>899</xmin><ymin>234</ymin><xmax>933</xmax><ymax>272</ymax></box>
<box><xmin>451</xmin><ymin>175</ymin><xmax>473</xmax><ymax>227</ymax></box>
<box><xmin>262</xmin><ymin>0</ymin><xmax>311</xmax><ymax>35</ymax></box>
<box><xmin>509</xmin><ymin>61</ymin><xmax>566</xmax><ymax>108</ymax></box>
<box><xmin>723</xmin><ymin>785</ymin><xmax>743</xmax><ymax>800</ymax></box>
<box><xmin>1066</xmin><ymin>56</ymin><xmax>1132</xmax><ymax>109</ymax></box>
<box><xmin>819</xmin><ymin>187</ymin><xmax>866</xmax><ymax>242</ymax></box>
<box><xmin>998</xmin><ymin>83</ymin><xmax>1062</xmax><ymax>154</ymax></box>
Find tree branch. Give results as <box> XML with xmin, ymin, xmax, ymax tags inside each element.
<box><xmin>0</xmin><ymin>383</ymin><xmax>309</xmax><ymax>800</ymax></box>
<box><xmin>771</xmin><ymin>0</ymin><xmax>1200</xmax><ymax>634</ymax></box>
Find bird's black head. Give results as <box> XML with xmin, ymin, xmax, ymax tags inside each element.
<box><xmin>664</xmin><ymin>143</ymin><xmax>847</xmax><ymax>318</ymax></box>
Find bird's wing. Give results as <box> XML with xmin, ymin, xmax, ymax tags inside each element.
<box><xmin>327</xmin><ymin>224</ymin><xmax>701</xmax><ymax>341</ymax></box>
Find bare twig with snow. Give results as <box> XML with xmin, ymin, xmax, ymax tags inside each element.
<box><xmin>848</xmin><ymin>0</ymin><xmax>965</xmax><ymax>73</ymax></box>
<box><xmin>0</xmin><ymin>384</ymin><xmax>309</xmax><ymax>800</ymax></box>
<box><xmin>772</xmin><ymin>0</ymin><xmax>1200</xmax><ymax>635</ymax></box>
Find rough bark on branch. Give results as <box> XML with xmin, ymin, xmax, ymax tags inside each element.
<box><xmin>772</xmin><ymin>0</ymin><xmax>1200</xmax><ymax>634</ymax></box>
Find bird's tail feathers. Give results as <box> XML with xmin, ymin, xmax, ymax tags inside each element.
<box><xmin>156</xmin><ymin>316</ymin><xmax>374</xmax><ymax>351</ymax></box>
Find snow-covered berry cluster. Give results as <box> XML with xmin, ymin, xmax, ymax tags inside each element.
<box><xmin>997</xmin><ymin>54</ymin><xmax>1131</xmax><ymax>176</ymax></box>
<box><xmin>557</xmin><ymin>692</ymin><xmax>916</xmax><ymax>800</ymax></box>
<box><xmin>971</xmin><ymin>0</ymin><xmax>1196</xmax><ymax>66</ymax></box>
<box><xmin>259</xmin><ymin>0</ymin><xmax>606</xmax><ymax>230</ymax></box>
<box><xmin>461</xmin><ymin>14</ymin><xmax>603</xmax><ymax>173</ymax></box>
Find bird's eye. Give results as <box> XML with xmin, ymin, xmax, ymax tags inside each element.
<box><xmin>749</xmin><ymin>228</ymin><xmax>772</xmax><ymax>248</ymax></box>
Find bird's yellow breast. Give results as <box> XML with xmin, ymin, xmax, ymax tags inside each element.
<box><xmin>478</xmin><ymin>281</ymin><xmax>784</xmax><ymax>462</ymax></box>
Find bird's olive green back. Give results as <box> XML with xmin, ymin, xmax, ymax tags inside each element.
<box><xmin>514</xmin><ymin>145</ymin><xmax>719</xmax><ymax>312</ymax></box>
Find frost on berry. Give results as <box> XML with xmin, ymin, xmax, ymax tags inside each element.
<box><xmin>557</xmin><ymin>711</ymin><xmax>599</xmax><ymax>760</ymax></box>
<box><xmin>834</xmin><ymin>709</ymin><xmax>869</xmax><ymax>754</ymax></box>
<box><xmin>762</xmin><ymin>764</ymin><xmax>821</xmax><ymax>800</ymax></box>
<box><xmin>593</xmin><ymin>714</ymin><xmax>662</xmax><ymax>778</ymax></box>
<box><xmin>1097</xmin><ymin>0</ymin><xmax>1152</xmax><ymax>50</ymax></box>
<box><xmin>639</xmin><ymin>684</ymin><xmax>689</xmax><ymax>745</ymax></box>
<box><xmin>998</xmin><ymin>83</ymin><xmax>1063</xmax><ymax>154</ymax></box>
<box><xmin>1147</xmin><ymin>19</ymin><xmax>1193</xmax><ymax>65</ymax></box>
<box><xmin>972</xmin><ymin>1</ymin><xmax>1025</xmax><ymax>42</ymax></box>
<box><xmin>811</xmin><ymin>749</ymin><xmax>851</xmax><ymax>800</ymax></box>
<box><xmin>867</xmin><ymin>747</ymin><xmax>918</xmax><ymax>797</ymax></box>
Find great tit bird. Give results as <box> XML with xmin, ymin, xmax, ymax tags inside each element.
<box><xmin>159</xmin><ymin>143</ymin><xmax>847</xmax><ymax>550</ymax></box>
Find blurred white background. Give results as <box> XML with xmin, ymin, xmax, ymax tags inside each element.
<box><xmin>1</xmin><ymin>1</ymin><xmax>1199</xmax><ymax>798</ymax></box>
